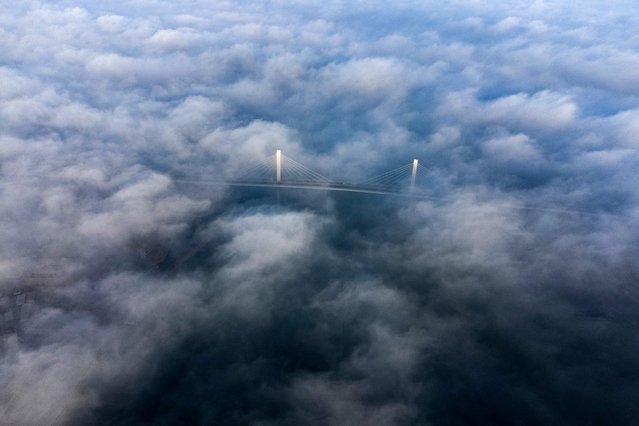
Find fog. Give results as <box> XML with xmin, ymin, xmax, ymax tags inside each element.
<box><xmin>1</xmin><ymin>1</ymin><xmax>639</xmax><ymax>425</ymax></box>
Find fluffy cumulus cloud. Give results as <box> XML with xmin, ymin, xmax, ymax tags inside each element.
<box><xmin>1</xmin><ymin>0</ymin><xmax>639</xmax><ymax>425</ymax></box>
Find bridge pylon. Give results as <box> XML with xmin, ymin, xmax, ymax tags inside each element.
<box><xmin>410</xmin><ymin>159</ymin><xmax>418</xmax><ymax>192</ymax></box>
<box><xmin>276</xmin><ymin>149</ymin><xmax>282</xmax><ymax>183</ymax></box>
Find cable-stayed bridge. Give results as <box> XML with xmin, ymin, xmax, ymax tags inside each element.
<box><xmin>174</xmin><ymin>149</ymin><xmax>428</xmax><ymax>197</ymax></box>
<box><xmin>171</xmin><ymin>151</ymin><xmax>601</xmax><ymax>215</ymax></box>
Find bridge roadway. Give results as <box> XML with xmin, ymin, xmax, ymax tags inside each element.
<box><xmin>172</xmin><ymin>176</ymin><xmax>598</xmax><ymax>216</ymax></box>
<box><xmin>172</xmin><ymin>177</ymin><xmax>424</xmax><ymax>198</ymax></box>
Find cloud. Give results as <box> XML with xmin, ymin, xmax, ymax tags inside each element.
<box><xmin>493</xmin><ymin>16</ymin><xmax>521</xmax><ymax>32</ymax></box>
<box><xmin>439</xmin><ymin>90</ymin><xmax>578</xmax><ymax>134</ymax></box>
<box><xmin>1</xmin><ymin>1</ymin><xmax>639</xmax><ymax>425</ymax></box>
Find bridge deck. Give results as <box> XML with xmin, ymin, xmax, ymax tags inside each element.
<box><xmin>173</xmin><ymin>178</ymin><xmax>424</xmax><ymax>197</ymax></box>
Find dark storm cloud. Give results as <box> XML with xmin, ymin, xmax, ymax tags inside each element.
<box><xmin>1</xmin><ymin>1</ymin><xmax>639</xmax><ymax>425</ymax></box>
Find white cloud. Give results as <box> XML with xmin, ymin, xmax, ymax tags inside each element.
<box><xmin>482</xmin><ymin>133</ymin><xmax>544</xmax><ymax>165</ymax></box>
<box><xmin>494</xmin><ymin>16</ymin><xmax>521</xmax><ymax>32</ymax></box>
<box><xmin>1</xmin><ymin>1</ymin><xmax>639</xmax><ymax>424</ymax></box>
<box><xmin>96</xmin><ymin>14</ymin><xmax>127</xmax><ymax>33</ymax></box>
<box><xmin>440</xmin><ymin>90</ymin><xmax>577</xmax><ymax>133</ymax></box>
<box><xmin>146</xmin><ymin>28</ymin><xmax>199</xmax><ymax>50</ymax></box>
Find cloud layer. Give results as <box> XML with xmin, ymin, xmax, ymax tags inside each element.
<box><xmin>1</xmin><ymin>1</ymin><xmax>639</xmax><ymax>425</ymax></box>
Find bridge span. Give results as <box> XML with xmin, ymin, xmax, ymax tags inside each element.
<box><xmin>171</xmin><ymin>149</ymin><xmax>597</xmax><ymax>216</ymax></box>
<box><xmin>173</xmin><ymin>149</ymin><xmax>428</xmax><ymax>197</ymax></box>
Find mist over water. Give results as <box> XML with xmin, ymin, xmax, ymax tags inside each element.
<box><xmin>2</xmin><ymin>1</ymin><xmax>639</xmax><ymax>425</ymax></box>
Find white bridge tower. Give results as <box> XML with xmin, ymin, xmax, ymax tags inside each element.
<box><xmin>276</xmin><ymin>149</ymin><xmax>282</xmax><ymax>183</ymax></box>
<box><xmin>410</xmin><ymin>159</ymin><xmax>418</xmax><ymax>192</ymax></box>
